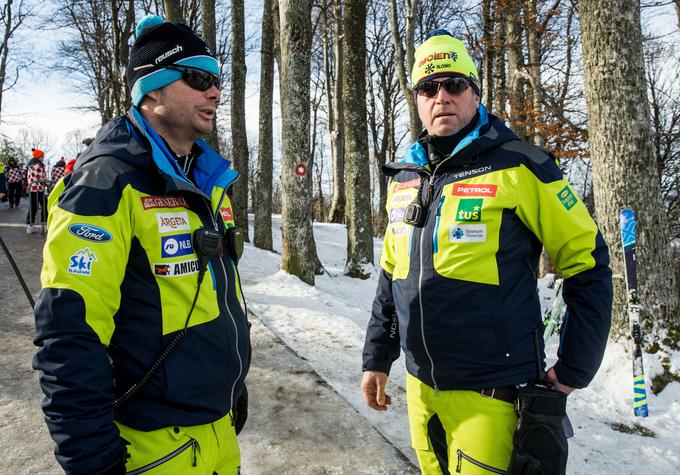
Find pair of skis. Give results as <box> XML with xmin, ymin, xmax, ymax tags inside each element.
<box><xmin>542</xmin><ymin>208</ymin><xmax>648</xmax><ymax>417</ymax></box>
<box><xmin>619</xmin><ymin>208</ymin><xmax>649</xmax><ymax>417</ymax></box>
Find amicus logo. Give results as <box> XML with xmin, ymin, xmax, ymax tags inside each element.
<box><xmin>68</xmin><ymin>224</ymin><xmax>113</xmax><ymax>243</ymax></box>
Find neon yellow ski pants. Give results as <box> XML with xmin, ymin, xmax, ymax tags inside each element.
<box><xmin>406</xmin><ymin>373</ymin><xmax>517</xmax><ymax>474</ymax></box>
<box><xmin>115</xmin><ymin>412</ymin><xmax>240</xmax><ymax>474</ymax></box>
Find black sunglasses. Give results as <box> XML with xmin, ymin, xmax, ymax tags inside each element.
<box><xmin>165</xmin><ymin>65</ymin><xmax>221</xmax><ymax>92</ymax></box>
<box><xmin>415</xmin><ymin>77</ymin><xmax>470</xmax><ymax>98</ymax></box>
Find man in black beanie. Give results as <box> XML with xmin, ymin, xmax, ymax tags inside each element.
<box><xmin>34</xmin><ymin>15</ymin><xmax>250</xmax><ymax>475</ymax></box>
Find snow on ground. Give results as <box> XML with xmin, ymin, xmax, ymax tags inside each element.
<box><xmin>240</xmin><ymin>215</ymin><xmax>680</xmax><ymax>475</ymax></box>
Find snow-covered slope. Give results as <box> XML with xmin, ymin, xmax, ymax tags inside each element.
<box><xmin>239</xmin><ymin>215</ymin><xmax>680</xmax><ymax>474</ymax></box>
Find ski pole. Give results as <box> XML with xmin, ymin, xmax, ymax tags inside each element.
<box><xmin>0</xmin><ymin>234</ymin><xmax>35</xmax><ymax>309</ymax></box>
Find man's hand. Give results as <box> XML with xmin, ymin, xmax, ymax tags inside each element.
<box><xmin>546</xmin><ymin>367</ymin><xmax>575</xmax><ymax>395</ymax></box>
<box><xmin>361</xmin><ymin>370</ymin><xmax>392</xmax><ymax>411</ymax></box>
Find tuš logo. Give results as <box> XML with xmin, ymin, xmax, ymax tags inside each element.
<box><xmin>68</xmin><ymin>224</ymin><xmax>113</xmax><ymax>243</ymax></box>
<box><xmin>455</xmin><ymin>199</ymin><xmax>483</xmax><ymax>222</ymax></box>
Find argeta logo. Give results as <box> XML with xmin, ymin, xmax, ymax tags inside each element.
<box><xmin>156</xmin><ymin>212</ymin><xmax>190</xmax><ymax>233</ymax></box>
<box><xmin>455</xmin><ymin>199</ymin><xmax>483</xmax><ymax>222</ymax></box>
<box><xmin>161</xmin><ymin>233</ymin><xmax>194</xmax><ymax>258</ymax></box>
<box><xmin>557</xmin><ymin>186</ymin><xmax>578</xmax><ymax>210</ymax></box>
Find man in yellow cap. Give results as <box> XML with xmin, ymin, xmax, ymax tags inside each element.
<box><xmin>361</xmin><ymin>30</ymin><xmax>612</xmax><ymax>474</ymax></box>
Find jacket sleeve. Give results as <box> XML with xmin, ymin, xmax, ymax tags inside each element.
<box><xmin>362</xmin><ymin>268</ymin><xmax>401</xmax><ymax>374</ymax></box>
<box><xmin>515</xmin><ymin>152</ymin><xmax>613</xmax><ymax>389</ymax></box>
<box><xmin>33</xmin><ymin>169</ymin><xmax>132</xmax><ymax>474</ymax></box>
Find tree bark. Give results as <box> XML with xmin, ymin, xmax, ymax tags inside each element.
<box><xmin>163</xmin><ymin>0</ymin><xmax>183</xmax><ymax>22</ymax></box>
<box><xmin>279</xmin><ymin>0</ymin><xmax>316</xmax><ymax>285</ymax></box>
<box><xmin>481</xmin><ymin>0</ymin><xmax>495</xmax><ymax>112</ymax></box>
<box><xmin>505</xmin><ymin>1</ymin><xmax>528</xmax><ymax>141</ymax></box>
<box><xmin>326</xmin><ymin>0</ymin><xmax>346</xmax><ymax>224</ymax></box>
<box><xmin>231</xmin><ymin>0</ymin><xmax>249</xmax><ymax>239</ymax></box>
<box><xmin>343</xmin><ymin>0</ymin><xmax>374</xmax><ymax>278</ymax></box>
<box><xmin>579</xmin><ymin>0</ymin><xmax>678</xmax><ymax>343</ymax></box>
<box><xmin>254</xmin><ymin>0</ymin><xmax>275</xmax><ymax>251</ymax></box>
<box><xmin>388</xmin><ymin>0</ymin><xmax>421</xmax><ymax>142</ymax></box>
<box><xmin>201</xmin><ymin>0</ymin><xmax>220</xmax><ymax>152</ymax></box>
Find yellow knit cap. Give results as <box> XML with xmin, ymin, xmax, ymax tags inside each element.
<box><xmin>411</xmin><ymin>30</ymin><xmax>480</xmax><ymax>94</ymax></box>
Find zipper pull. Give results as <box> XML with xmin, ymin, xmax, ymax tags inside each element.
<box><xmin>456</xmin><ymin>449</ymin><xmax>463</xmax><ymax>473</ymax></box>
<box><xmin>192</xmin><ymin>440</ymin><xmax>198</xmax><ymax>467</ymax></box>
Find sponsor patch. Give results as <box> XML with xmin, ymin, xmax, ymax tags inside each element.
<box><xmin>449</xmin><ymin>165</ymin><xmax>493</xmax><ymax>181</ymax></box>
<box><xmin>161</xmin><ymin>233</ymin><xmax>194</xmax><ymax>258</ymax></box>
<box><xmin>141</xmin><ymin>195</ymin><xmax>189</xmax><ymax>210</ymax></box>
<box><xmin>68</xmin><ymin>224</ymin><xmax>113</xmax><ymax>243</ymax></box>
<box><xmin>391</xmin><ymin>225</ymin><xmax>410</xmax><ymax>236</ymax></box>
<box><xmin>154</xmin><ymin>258</ymin><xmax>200</xmax><ymax>277</ymax></box>
<box><xmin>452</xmin><ymin>183</ymin><xmax>497</xmax><ymax>197</ymax></box>
<box><xmin>557</xmin><ymin>186</ymin><xmax>578</xmax><ymax>210</ymax></box>
<box><xmin>455</xmin><ymin>199</ymin><xmax>483</xmax><ymax>222</ymax></box>
<box><xmin>391</xmin><ymin>193</ymin><xmax>416</xmax><ymax>205</ymax></box>
<box><xmin>394</xmin><ymin>178</ymin><xmax>421</xmax><ymax>191</ymax></box>
<box><xmin>220</xmin><ymin>207</ymin><xmax>234</xmax><ymax>222</ymax></box>
<box><xmin>68</xmin><ymin>248</ymin><xmax>97</xmax><ymax>276</ymax></box>
<box><xmin>449</xmin><ymin>224</ymin><xmax>487</xmax><ymax>243</ymax></box>
<box><xmin>156</xmin><ymin>212</ymin><xmax>190</xmax><ymax>233</ymax></box>
<box><xmin>389</xmin><ymin>207</ymin><xmax>407</xmax><ymax>224</ymax></box>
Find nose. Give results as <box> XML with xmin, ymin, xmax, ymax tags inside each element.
<box><xmin>434</xmin><ymin>85</ymin><xmax>451</xmax><ymax>103</ymax></box>
<box><xmin>205</xmin><ymin>83</ymin><xmax>220</xmax><ymax>102</ymax></box>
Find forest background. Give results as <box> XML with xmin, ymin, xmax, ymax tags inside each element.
<box><xmin>1</xmin><ymin>0</ymin><xmax>679</xmax><ymax>391</ymax></box>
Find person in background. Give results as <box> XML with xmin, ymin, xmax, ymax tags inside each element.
<box><xmin>5</xmin><ymin>157</ymin><xmax>24</xmax><ymax>209</ymax></box>
<box><xmin>33</xmin><ymin>15</ymin><xmax>250</xmax><ymax>475</ymax></box>
<box><xmin>25</xmin><ymin>148</ymin><xmax>48</xmax><ymax>233</ymax></box>
<box><xmin>50</xmin><ymin>156</ymin><xmax>67</xmax><ymax>188</ymax></box>
<box><xmin>0</xmin><ymin>160</ymin><xmax>6</xmax><ymax>203</ymax></box>
<box><xmin>361</xmin><ymin>30</ymin><xmax>612</xmax><ymax>474</ymax></box>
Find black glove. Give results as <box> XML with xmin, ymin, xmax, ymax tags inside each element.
<box><xmin>507</xmin><ymin>384</ymin><xmax>568</xmax><ymax>475</ymax></box>
<box><xmin>233</xmin><ymin>384</ymin><xmax>248</xmax><ymax>435</ymax></box>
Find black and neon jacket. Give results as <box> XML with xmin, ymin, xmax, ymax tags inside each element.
<box><xmin>33</xmin><ymin>107</ymin><xmax>250</xmax><ymax>475</ymax></box>
<box><xmin>363</xmin><ymin>104</ymin><xmax>612</xmax><ymax>392</ymax></box>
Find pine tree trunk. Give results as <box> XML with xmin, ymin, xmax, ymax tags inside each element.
<box><xmin>343</xmin><ymin>0</ymin><xmax>374</xmax><ymax>279</ymax></box>
<box><xmin>254</xmin><ymin>0</ymin><xmax>274</xmax><ymax>251</ymax></box>
<box><xmin>579</xmin><ymin>0</ymin><xmax>678</xmax><ymax>343</ymax></box>
<box><xmin>279</xmin><ymin>0</ymin><xmax>316</xmax><ymax>285</ymax></box>
<box><xmin>231</xmin><ymin>0</ymin><xmax>249</xmax><ymax>239</ymax></box>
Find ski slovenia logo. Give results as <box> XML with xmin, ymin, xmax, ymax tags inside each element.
<box><xmin>68</xmin><ymin>247</ymin><xmax>97</xmax><ymax>276</ymax></box>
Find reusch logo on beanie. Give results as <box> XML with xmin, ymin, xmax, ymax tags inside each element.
<box><xmin>411</xmin><ymin>29</ymin><xmax>480</xmax><ymax>95</ymax></box>
<box><xmin>126</xmin><ymin>15</ymin><xmax>220</xmax><ymax>106</ymax></box>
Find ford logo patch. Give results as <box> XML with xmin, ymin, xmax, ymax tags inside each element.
<box><xmin>68</xmin><ymin>224</ymin><xmax>113</xmax><ymax>243</ymax></box>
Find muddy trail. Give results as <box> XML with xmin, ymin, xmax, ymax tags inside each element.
<box><xmin>0</xmin><ymin>200</ymin><xmax>417</xmax><ymax>474</ymax></box>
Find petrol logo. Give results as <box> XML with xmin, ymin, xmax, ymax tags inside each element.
<box><xmin>68</xmin><ymin>248</ymin><xmax>97</xmax><ymax>276</ymax></box>
<box><xmin>455</xmin><ymin>198</ymin><xmax>483</xmax><ymax>222</ymax></box>
<box><xmin>220</xmin><ymin>207</ymin><xmax>234</xmax><ymax>222</ymax></box>
<box><xmin>452</xmin><ymin>183</ymin><xmax>497</xmax><ymax>197</ymax></box>
<box><xmin>161</xmin><ymin>233</ymin><xmax>193</xmax><ymax>258</ymax></box>
<box><xmin>68</xmin><ymin>224</ymin><xmax>113</xmax><ymax>243</ymax></box>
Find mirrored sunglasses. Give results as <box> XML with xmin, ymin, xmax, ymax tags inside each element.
<box><xmin>415</xmin><ymin>77</ymin><xmax>470</xmax><ymax>98</ymax></box>
<box><xmin>165</xmin><ymin>65</ymin><xmax>221</xmax><ymax>92</ymax></box>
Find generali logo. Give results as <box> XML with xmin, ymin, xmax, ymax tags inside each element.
<box><xmin>394</xmin><ymin>178</ymin><xmax>421</xmax><ymax>191</ymax></box>
<box><xmin>452</xmin><ymin>183</ymin><xmax>498</xmax><ymax>197</ymax></box>
<box><xmin>141</xmin><ymin>195</ymin><xmax>189</xmax><ymax>210</ymax></box>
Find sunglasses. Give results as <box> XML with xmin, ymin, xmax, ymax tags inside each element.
<box><xmin>165</xmin><ymin>65</ymin><xmax>221</xmax><ymax>92</ymax></box>
<box><xmin>415</xmin><ymin>77</ymin><xmax>470</xmax><ymax>98</ymax></box>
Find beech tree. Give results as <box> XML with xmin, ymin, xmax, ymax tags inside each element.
<box><xmin>279</xmin><ymin>0</ymin><xmax>316</xmax><ymax>285</ymax></box>
<box><xmin>579</xmin><ymin>0</ymin><xmax>678</xmax><ymax>348</ymax></box>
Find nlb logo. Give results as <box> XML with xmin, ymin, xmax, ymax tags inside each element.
<box><xmin>455</xmin><ymin>198</ymin><xmax>483</xmax><ymax>222</ymax></box>
<box><xmin>161</xmin><ymin>233</ymin><xmax>194</xmax><ymax>258</ymax></box>
<box><xmin>68</xmin><ymin>224</ymin><xmax>113</xmax><ymax>243</ymax></box>
<box><xmin>452</xmin><ymin>183</ymin><xmax>497</xmax><ymax>197</ymax></box>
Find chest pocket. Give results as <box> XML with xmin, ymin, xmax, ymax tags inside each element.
<box><xmin>431</xmin><ymin>173</ymin><xmax>516</xmax><ymax>285</ymax></box>
<box><xmin>385</xmin><ymin>179</ymin><xmax>420</xmax><ymax>280</ymax></box>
